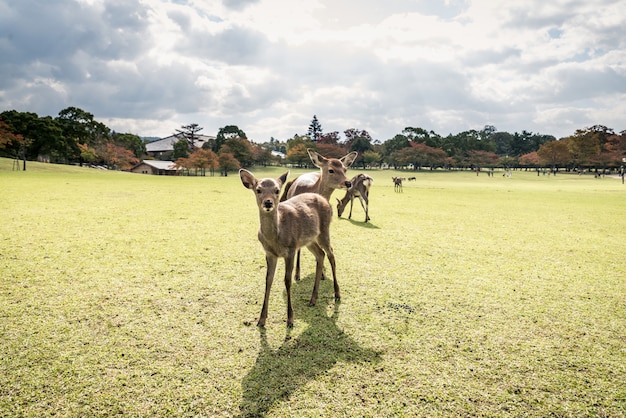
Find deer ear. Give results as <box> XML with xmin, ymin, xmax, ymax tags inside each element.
<box><xmin>239</xmin><ymin>169</ymin><xmax>256</xmax><ymax>190</ymax></box>
<box><xmin>278</xmin><ymin>171</ymin><xmax>289</xmax><ymax>186</ymax></box>
<box><xmin>307</xmin><ymin>148</ymin><xmax>326</xmax><ymax>167</ymax></box>
<box><xmin>341</xmin><ymin>151</ymin><xmax>358</xmax><ymax>167</ymax></box>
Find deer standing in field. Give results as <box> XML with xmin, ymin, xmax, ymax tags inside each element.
<box><xmin>336</xmin><ymin>174</ymin><xmax>373</xmax><ymax>222</ymax></box>
<box><xmin>240</xmin><ymin>169</ymin><xmax>340</xmax><ymax>328</ymax></box>
<box><xmin>281</xmin><ymin>148</ymin><xmax>358</xmax><ymax>281</ymax></box>
<box><xmin>393</xmin><ymin>176</ymin><xmax>403</xmax><ymax>192</ymax></box>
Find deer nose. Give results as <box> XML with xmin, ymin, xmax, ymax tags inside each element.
<box><xmin>345</xmin><ymin>181</ymin><xmax>352</xmax><ymax>188</ymax></box>
<box><xmin>263</xmin><ymin>200</ymin><xmax>274</xmax><ymax>210</ymax></box>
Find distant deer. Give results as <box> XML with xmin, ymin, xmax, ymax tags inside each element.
<box><xmin>336</xmin><ymin>174</ymin><xmax>373</xmax><ymax>222</ymax></box>
<box><xmin>393</xmin><ymin>176</ymin><xmax>403</xmax><ymax>192</ymax></box>
<box><xmin>281</xmin><ymin>148</ymin><xmax>358</xmax><ymax>281</ymax></box>
<box><xmin>240</xmin><ymin>169</ymin><xmax>340</xmax><ymax>328</ymax></box>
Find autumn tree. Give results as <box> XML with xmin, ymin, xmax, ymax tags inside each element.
<box><xmin>467</xmin><ymin>150</ymin><xmax>499</xmax><ymax>168</ymax></box>
<box><xmin>189</xmin><ymin>148</ymin><xmax>218</xmax><ymax>176</ymax></box>
<box><xmin>0</xmin><ymin>119</ymin><xmax>23</xmax><ymax>154</ymax></box>
<box><xmin>100</xmin><ymin>143</ymin><xmax>139</xmax><ymax>170</ymax></box>
<box><xmin>519</xmin><ymin>151</ymin><xmax>540</xmax><ymax>167</ymax></box>
<box><xmin>218</xmin><ymin>148</ymin><xmax>240</xmax><ymax>176</ymax></box>
<box><xmin>537</xmin><ymin>140</ymin><xmax>571</xmax><ymax>169</ymax></box>
<box><xmin>286</xmin><ymin>142</ymin><xmax>310</xmax><ymax>166</ymax></box>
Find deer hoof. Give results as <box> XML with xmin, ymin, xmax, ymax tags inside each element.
<box><xmin>256</xmin><ymin>320</ymin><xmax>266</xmax><ymax>328</ymax></box>
<box><xmin>308</xmin><ymin>300</ymin><xmax>316</xmax><ymax>307</ymax></box>
<box><xmin>335</xmin><ymin>296</ymin><xmax>341</xmax><ymax>302</ymax></box>
<box><xmin>287</xmin><ymin>321</ymin><xmax>294</xmax><ymax>328</ymax></box>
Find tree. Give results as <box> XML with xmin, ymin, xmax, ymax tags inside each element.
<box><xmin>567</xmin><ymin>128</ymin><xmax>602</xmax><ymax>167</ymax></box>
<box><xmin>188</xmin><ymin>148</ymin><xmax>218</xmax><ymax>176</ymax></box>
<box><xmin>172</xmin><ymin>138</ymin><xmax>190</xmax><ymax>160</ymax></box>
<box><xmin>318</xmin><ymin>131</ymin><xmax>340</xmax><ymax>145</ymax></box>
<box><xmin>308</xmin><ymin>115</ymin><xmax>323</xmax><ymax>141</ymax></box>
<box><xmin>78</xmin><ymin>143</ymin><xmax>98</xmax><ymax>165</ymax></box>
<box><xmin>466</xmin><ymin>150</ymin><xmax>499</xmax><ymax>168</ymax></box>
<box><xmin>215</xmin><ymin>125</ymin><xmax>247</xmax><ymax>153</ymax></box>
<box><xmin>113</xmin><ymin>133</ymin><xmax>146</xmax><ymax>158</ymax></box>
<box><xmin>0</xmin><ymin>119</ymin><xmax>23</xmax><ymax>154</ymax></box>
<box><xmin>362</xmin><ymin>150</ymin><xmax>382</xmax><ymax>168</ymax></box>
<box><xmin>519</xmin><ymin>151</ymin><xmax>540</xmax><ymax>167</ymax></box>
<box><xmin>218</xmin><ymin>148</ymin><xmax>240</xmax><ymax>176</ymax></box>
<box><xmin>537</xmin><ymin>140</ymin><xmax>571</xmax><ymax>168</ymax></box>
<box><xmin>223</xmin><ymin>136</ymin><xmax>254</xmax><ymax>167</ymax></box>
<box><xmin>175</xmin><ymin>123</ymin><xmax>203</xmax><ymax>150</ymax></box>
<box><xmin>100</xmin><ymin>143</ymin><xmax>139</xmax><ymax>170</ymax></box>
<box><xmin>286</xmin><ymin>143</ymin><xmax>310</xmax><ymax>166</ymax></box>
<box><xmin>56</xmin><ymin>107</ymin><xmax>110</xmax><ymax>165</ymax></box>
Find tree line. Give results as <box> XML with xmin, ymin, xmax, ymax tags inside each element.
<box><xmin>2</xmin><ymin>107</ymin><xmax>625</xmax><ymax>173</ymax></box>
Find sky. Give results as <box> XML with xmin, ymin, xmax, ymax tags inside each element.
<box><xmin>1</xmin><ymin>0</ymin><xmax>625</xmax><ymax>142</ymax></box>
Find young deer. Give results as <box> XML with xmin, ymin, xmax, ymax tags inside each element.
<box><xmin>240</xmin><ymin>169</ymin><xmax>340</xmax><ymax>328</ymax></box>
<box><xmin>281</xmin><ymin>148</ymin><xmax>358</xmax><ymax>281</ymax></box>
<box><xmin>336</xmin><ymin>174</ymin><xmax>373</xmax><ymax>222</ymax></box>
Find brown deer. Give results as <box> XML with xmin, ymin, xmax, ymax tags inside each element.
<box><xmin>281</xmin><ymin>148</ymin><xmax>358</xmax><ymax>281</ymax></box>
<box><xmin>240</xmin><ymin>169</ymin><xmax>340</xmax><ymax>328</ymax></box>
<box><xmin>336</xmin><ymin>174</ymin><xmax>373</xmax><ymax>222</ymax></box>
<box><xmin>392</xmin><ymin>176</ymin><xmax>403</xmax><ymax>192</ymax></box>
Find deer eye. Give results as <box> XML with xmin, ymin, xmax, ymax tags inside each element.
<box><xmin>329</xmin><ymin>169</ymin><xmax>335</xmax><ymax>173</ymax></box>
<box><xmin>256</xmin><ymin>188</ymin><xmax>262</xmax><ymax>194</ymax></box>
<box><xmin>275</xmin><ymin>189</ymin><xmax>280</xmax><ymax>195</ymax></box>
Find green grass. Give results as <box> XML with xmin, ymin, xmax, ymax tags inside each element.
<box><xmin>1</xmin><ymin>157</ymin><xmax>625</xmax><ymax>417</ymax></box>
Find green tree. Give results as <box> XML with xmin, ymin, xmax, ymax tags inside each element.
<box><xmin>56</xmin><ymin>107</ymin><xmax>110</xmax><ymax>165</ymax></box>
<box><xmin>223</xmin><ymin>136</ymin><xmax>254</xmax><ymax>167</ymax></box>
<box><xmin>172</xmin><ymin>139</ymin><xmax>190</xmax><ymax>160</ymax></box>
<box><xmin>215</xmin><ymin>125</ymin><xmax>247</xmax><ymax>153</ymax></box>
<box><xmin>362</xmin><ymin>150</ymin><xmax>382</xmax><ymax>168</ymax></box>
<box><xmin>113</xmin><ymin>133</ymin><xmax>146</xmax><ymax>158</ymax></box>
<box><xmin>308</xmin><ymin>115</ymin><xmax>323</xmax><ymax>141</ymax></box>
<box><xmin>175</xmin><ymin>123</ymin><xmax>203</xmax><ymax>150</ymax></box>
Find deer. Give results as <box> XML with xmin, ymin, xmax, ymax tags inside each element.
<box><xmin>336</xmin><ymin>174</ymin><xmax>373</xmax><ymax>222</ymax></box>
<box><xmin>281</xmin><ymin>148</ymin><xmax>358</xmax><ymax>281</ymax></box>
<box><xmin>393</xmin><ymin>176</ymin><xmax>403</xmax><ymax>192</ymax></box>
<box><xmin>240</xmin><ymin>169</ymin><xmax>340</xmax><ymax>328</ymax></box>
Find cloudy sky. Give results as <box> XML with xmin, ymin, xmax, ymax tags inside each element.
<box><xmin>1</xmin><ymin>0</ymin><xmax>625</xmax><ymax>142</ymax></box>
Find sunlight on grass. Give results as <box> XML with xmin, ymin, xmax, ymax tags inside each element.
<box><xmin>1</xmin><ymin>158</ymin><xmax>625</xmax><ymax>416</ymax></box>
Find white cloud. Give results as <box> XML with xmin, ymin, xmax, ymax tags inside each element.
<box><xmin>1</xmin><ymin>0</ymin><xmax>625</xmax><ymax>141</ymax></box>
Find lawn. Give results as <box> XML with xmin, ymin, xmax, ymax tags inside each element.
<box><xmin>1</xmin><ymin>158</ymin><xmax>625</xmax><ymax>417</ymax></box>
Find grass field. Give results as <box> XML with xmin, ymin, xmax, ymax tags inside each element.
<box><xmin>1</xmin><ymin>157</ymin><xmax>625</xmax><ymax>417</ymax></box>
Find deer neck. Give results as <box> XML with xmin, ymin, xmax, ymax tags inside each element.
<box><xmin>258</xmin><ymin>209</ymin><xmax>280</xmax><ymax>240</ymax></box>
<box><xmin>316</xmin><ymin>172</ymin><xmax>335</xmax><ymax>200</ymax></box>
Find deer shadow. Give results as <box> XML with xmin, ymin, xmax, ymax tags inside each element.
<box><xmin>239</xmin><ymin>279</ymin><xmax>381</xmax><ymax>417</ymax></box>
<box><xmin>339</xmin><ymin>217</ymin><xmax>381</xmax><ymax>229</ymax></box>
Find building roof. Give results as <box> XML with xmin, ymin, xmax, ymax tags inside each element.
<box><xmin>138</xmin><ymin>160</ymin><xmax>177</xmax><ymax>170</ymax></box>
<box><xmin>145</xmin><ymin>134</ymin><xmax>216</xmax><ymax>153</ymax></box>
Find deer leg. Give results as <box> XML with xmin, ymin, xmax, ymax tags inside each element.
<box><xmin>294</xmin><ymin>249</ymin><xmax>301</xmax><ymax>281</ymax></box>
<box><xmin>258</xmin><ymin>254</ymin><xmax>277</xmax><ymax>327</ymax></box>
<box><xmin>307</xmin><ymin>243</ymin><xmax>325</xmax><ymax>307</ymax></box>
<box><xmin>357</xmin><ymin>195</ymin><xmax>370</xmax><ymax>222</ymax></box>
<box><xmin>284</xmin><ymin>250</ymin><xmax>296</xmax><ymax>327</ymax></box>
<box><xmin>325</xmin><ymin>245</ymin><xmax>340</xmax><ymax>301</ymax></box>
<box><xmin>348</xmin><ymin>195</ymin><xmax>354</xmax><ymax>219</ymax></box>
